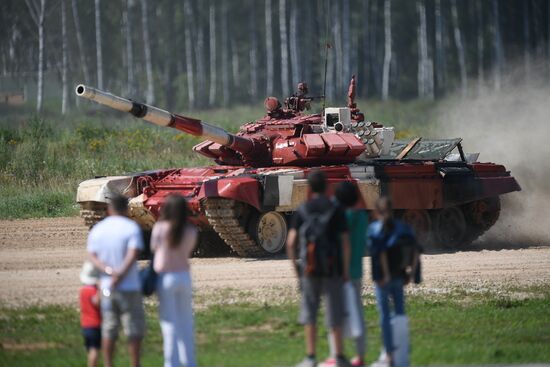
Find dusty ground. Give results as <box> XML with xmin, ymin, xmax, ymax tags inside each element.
<box><xmin>0</xmin><ymin>217</ymin><xmax>549</xmax><ymax>308</ymax></box>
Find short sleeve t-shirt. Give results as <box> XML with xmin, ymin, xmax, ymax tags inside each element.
<box><xmin>87</xmin><ymin>215</ymin><xmax>144</xmax><ymax>291</ymax></box>
<box><xmin>79</xmin><ymin>285</ymin><xmax>101</xmax><ymax>328</ymax></box>
<box><xmin>347</xmin><ymin>210</ymin><xmax>368</xmax><ymax>280</ymax></box>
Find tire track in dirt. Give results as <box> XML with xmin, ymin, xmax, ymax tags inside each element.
<box><xmin>1</xmin><ymin>217</ymin><xmax>549</xmax><ymax>307</ymax></box>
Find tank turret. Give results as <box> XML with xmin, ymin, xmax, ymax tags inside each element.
<box><xmin>76</xmin><ymin>83</ymin><xmax>372</xmax><ymax>167</ymax></box>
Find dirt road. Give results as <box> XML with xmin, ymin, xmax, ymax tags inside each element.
<box><xmin>1</xmin><ymin>217</ymin><xmax>549</xmax><ymax>307</ymax></box>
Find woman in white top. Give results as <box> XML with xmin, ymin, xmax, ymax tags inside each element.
<box><xmin>151</xmin><ymin>194</ymin><xmax>198</xmax><ymax>367</ymax></box>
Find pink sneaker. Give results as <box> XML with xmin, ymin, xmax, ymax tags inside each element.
<box><xmin>350</xmin><ymin>356</ymin><xmax>365</xmax><ymax>367</ymax></box>
<box><xmin>320</xmin><ymin>357</ymin><xmax>337</xmax><ymax>367</ymax></box>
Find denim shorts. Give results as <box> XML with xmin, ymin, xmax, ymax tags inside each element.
<box><xmin>82</xmin><ymin>327</ymin><xmax>101</xmax><ymax>350</ymax></box>
<box><xmin>299</xmin><ymin>276</ymin><xmax>345</xmax><ymax>328</ymax></box>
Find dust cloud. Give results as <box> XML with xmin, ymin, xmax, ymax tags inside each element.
<box><xmin>434</xmin><ymin>72</ymin><xmax>550</xmax><ymax>245</ymax></box>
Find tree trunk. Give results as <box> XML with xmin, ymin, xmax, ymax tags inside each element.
<box><xmin>361</xmin><ymin>0</ymin><xmax>369</xmax><ymax>97</ymax></box>
<box><xmin>265</xmin><ymin>0</ymin><xmax>274</xmax><ymax>96</ymax></box>
<box><xmin>123</xmin><ymin>0</ymin><xmax>135</xmax><ymax>96</ymax></box>
<box><xmin>451</xmin><ymin>0</ymin><xmax>467</xmax><ymax>97</ymax></box>
<box><xmin>95</xmin><ymin>0</ymin><xmax>103</xmax><ymax>89</ymax></box>
<box><xmin>196</xmin><ymin>22</ymin><xmax>206</xmax><ymax>107</ymax></box>
<box><xmin>279</xmin><ymin>0</ymin><xmax>289</xmax><ymax>95</ymax></box>
<box><xmin>163</xmin><ymin>0</ymin><xmax>175</xmax><ymax>109</ymax></box>
<box><xmin>208</xmin><ymin>2</ymin><xmax>217</xmax><ymax>106</ymax></box>
<box><xmin>417</xmin><ymin>0</ymin><xmax>433</xmax><ymax>100</ymax></box>
<box><xmin>249</xmin><ymin>5</ymin><xmax>259</xmax><ymax>97</ymax></box>
<box><xmin>221</xmin><ymin>2</ymin><xmax>229</xmax><ymax>106</ymax></box>
<box><xmin>492</xmin><ymin>0</ymin><xmax>503</xmax><ymax>91</ymax></box>
<box><xmin>140</xmin><ymin>0</ymin><xmax>154</xmax><ymax>104</ymax></box>
<box><xmin>61</xmin><ymin>0</ymin><xmax>68</xmax><ymax>114</ymax></box>
<box><xmin>289</xmin><ymin>1</ymin><xmax>300</xmax><ymax>87</ymax></box>
<box><xmin>71</xmin><ymin>0</ymin><xmax>90</xmax><ymax>84</ymax></box>
<box><xmin>183</xmin><ymin>0</ymin><xmax>195</xmax><ymax>108</ymax></box>
<box><xmin>476</xmin><ymin>0</ymin><xmax>484</xmax><ymax>95</ymax></box>
<box><xmin>37</xmin><ymin>0</ymin><xmax>45</xmax><ymax>112</ymax></box>
<box><xmin>231</xmin><ymin>37</ymin><xmax>240</xmax><ymax>88</ymax></box>
<box><xmin>381</xmin><ymin>0</ymin><xmax>391</xmax><ymax>101</ymax></box>
<box><xmin>342</xmin><ymin>0</ymin><xmax>350</xmax><ymax>89</ymax></box>
<box><xmin>523</xmin><ymin>0</ymin><xmax>531</xmax><ymax>79</ymax></box>
<box><xmin>434</xmin><ymin>0</ymin><xmax>445</xmax><ymax>94</ymax></box>
<box><xmin>332</xmin><ymin>1</ymin><xmax>342</xmax><ymax>95</ymax></box>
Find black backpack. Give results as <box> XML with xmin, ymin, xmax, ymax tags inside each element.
<box><xmin>298</xmin><ymin>204</ymin><xmax>339</xmax><ymax>277</ymax></box>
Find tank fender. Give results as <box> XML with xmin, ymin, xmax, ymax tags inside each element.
<box><xmin>199</xmin><ymin>177</ymin><xmax>262</xmax><ymax>210</ymax></box>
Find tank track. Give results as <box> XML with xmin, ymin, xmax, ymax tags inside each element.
<box><xmin>80</xmin><ymin>202</ymin><xmax>107</xmax><ymax>228</ymax></box>
<box><xmin>203</xmin><ymin>198</ymin><xmax>266</xmax><ymax>257</ymax></box>
<box><xmin>193</xmin><ymin>229</ymin><xmax>233</xmax><ymax>257</ymax></box>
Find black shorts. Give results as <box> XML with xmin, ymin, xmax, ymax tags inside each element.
<box><xmin>82</xmin><ymin>327</ymin><xmax>101</xmax><ymax>350</ymax></box>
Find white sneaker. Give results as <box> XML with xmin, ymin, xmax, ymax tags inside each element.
<box><xmin>296</xmin><ymin>356</ymin><xmax>317</xmax><ymax>367</ymax></box>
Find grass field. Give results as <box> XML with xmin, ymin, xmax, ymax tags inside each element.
<box><xmin>0</xmin><ymin>99</ymin><xmax>438</xmax><ymax>219</ymax></box>
<box><xmin>1</xmin><ymin>289</ymin><xmax>549</xmax><ymax>367</ymax></box>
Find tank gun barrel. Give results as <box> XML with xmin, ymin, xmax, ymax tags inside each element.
<box><xmin>75</xmin><ymin>84</ymin><xmax>254</xmax><ymax>153</ymax></box>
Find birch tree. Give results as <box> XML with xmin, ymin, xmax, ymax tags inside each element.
<box><xmin>221</xmin><ymin>2</ymin><xmax>229</xmax><ymax>106</ymax></box>
<box><xmin>71</xmin><ymin>0</ymin><xmax>90</xmax><ymax>84</ymax></box>
<box><xmin>61</xmin><ymin>0</ymin><xmax>68</xmax><ymax>114</ymax></box>
<box><xmin>265</xmin><ymin>0</ymin><xmax>274</xmax><ymax>96</ymax></box>
<box><xmin>249</xmin><ymin>5</ymin><xmax>259</xmax><ymax>97</ymax></box>
<box><xmin>361</xmin><ymin>0</ymin><xmax>370</xmax><ymax>95</ymax></box>
<box><xmin>208</xmin><ymin>2</ymin><xmax>217</xmax><ymax>106</ymax></box>
<box><xmin>140</xmin><ymin>0</ymin><xmax>154</xmax><ymax>104</ymax></box>
<box><xmin>523</xmin><ymin>0</ymin><xmax>531</xmax><ymax>79</ymax></box>
<box><xmin>451</xmin><ymin>0</ymin><xmax>467</xmax><ymax>97</ymax></box>
<box><xmin>95</xmin><ymin>0</ymin><xmax>103</xmax><ymax>89</ymax></box>
<box><xmin>382</xmin><ymin>0</ymin><xmax>392</xmax><ymax>101</ymax></box>
<box><xmin>289</xmin><ymin>1</ymin><xmax>300</xmax><ymax>88</ymax></box>
<box><xmin>183</xmin><ymin>0</ymin><xmax>195</xmax><ymax>108</ymax></box>
<box><xmin>196</xmin><ymin>23</ymin><xmax>206</xmax><ymax>106</ymax></box>
<box><xmin>122</xmin><ymin>0</ymin><xmax>135</xmax><ymax>96</ymax></box>
<box><xmin>332</xmin><ymin>1</ymin><xmax>343</xmax><ymax>95</ymax></box>
<box><xmin>279</xmin><ymin>0</ymin><xmax>289</xmax><ymax>95</ymax></box>
<box><xmin>434</xmin><ymin>0</ymin><xmax>445</xmax><ymax>93</ymax></box>
<box><xmin>492</xmin><ymin>0</ymin><xmax>504</xmax><ymax>91</ymax></box>
<box><xmin>231</xmin><ymin>38</ymin><xmax>240</xmax><ymax>88</ymax></box>
<box><xmin>342</xmin><ymin>0</ymin><xmax>351</xmax><ymax>89</ymax></box>
<box><xmin>476</xmin><ymin>1</ymin><xmax>484</xmax><ymax>94</ymax></box>
<box><xmin>417</xmin><ymin>0</ymin><xmax>433</xmax><ymax>99</ymax></box>
<box><xmin>25</xmin><ymin>0</ymin><xmax>46</xmax><ymax>112</ymax></box>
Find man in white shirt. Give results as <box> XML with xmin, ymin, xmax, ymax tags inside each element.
<box><xmin>87</xmin><ymin>194</ymin><xmax>144</xmax><ymax>367</ymax></box>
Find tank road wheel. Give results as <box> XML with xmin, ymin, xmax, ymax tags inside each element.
<box><xmin>432</xmin><ymin>207</ymin><xmax>467</xmax><ymax>248</ymax></box>
<box><xmin>204</xmin><ymin>198</ymin><xmax>271</xmax><ymax>257</ymax></box>
<box><xmin>249</xmin><ymin>211</ymin><xmax>288</xmax><ymax>254</ymax></box>
<box><xmin>400</xmin><ymin>209</ymin><xmax>432</xmax><ymax>247</ymax></box>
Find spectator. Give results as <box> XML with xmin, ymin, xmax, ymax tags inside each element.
<box><xmin>368</xmin><ymin>197</ymin><xmax>420</xmax><ymax>367</ymax></box>
<box><xmin>286</xmin><ymin>170</ymin><xmax>352</xmax><ymax>367</ymax></box>
<box><xmin>87</xmin><ymin>194</ymin><xmax>145</xmax><ymax>367</ymax></box>
<box><xmin>323</xmin><ymin>181</ymin><xmax>369</xmax><ymax>367</ymax></box>
<box><xmin>79</xmin><ymin>261</ymin><xmax>101</xmax><ymax>367</ymax></box>
<box><xmin>151</xmin><ymin>194</ymin><xmax>198</xmax><ymax>367</ymax></box>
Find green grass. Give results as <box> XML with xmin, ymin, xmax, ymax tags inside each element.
<box><xmin>1</xmin><ymin>291</ymin><xmax>549</xmax><ymax>366</ymax></box>
<box><xmin>0</xmin><ymin>99</ymin><xmax>438</xmax><ymax>219</ymax></box>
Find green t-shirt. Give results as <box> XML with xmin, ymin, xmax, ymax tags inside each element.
<box><xmin>347</xmin><ymin>209</ymin><xmax>369</xmax><ymax>280</ymax></box>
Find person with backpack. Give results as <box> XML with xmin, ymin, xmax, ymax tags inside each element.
<box><xmin>322</xmin><ymin>181</ymin><xmax>369</xmax><ymax>367</ymax></box>
<box><xmin>368</xmin><ymin>197</ymin><xmax>421</xmax><ymax>367</ymax></box>
<box><xmin>286</xmin><ymin>170</ymin><xmax>352</xmax><ymax>367</ymax></box>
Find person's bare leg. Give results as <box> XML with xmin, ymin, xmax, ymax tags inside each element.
<box><xmin>102</xmin><ymin>338</ymin><xmax>115</xmax><ymax>367</ymax></box>
<box><xmin>128</xmin><ymin>338</ymin><xmax>142</xmax><ymax>367</ymax></box>
<box><xmin>304</xmin><ymin>324</ymin><xmax>317</xmax><ymax>356</ymax></box>
<box><xmin>331</xmin><ymin>326</ymin><xmax>344</xmax><ymax>356</ymax></box>
<box><xmin>87</xmin><ymin>348</ymin><xmax>99</xmax><ymax>367</ymax></box>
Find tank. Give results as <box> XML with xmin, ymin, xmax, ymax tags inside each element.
<box><xmin>74</xmin><ymin>77</ymin><xmax>521</xmax><ymax>257</ymax></box>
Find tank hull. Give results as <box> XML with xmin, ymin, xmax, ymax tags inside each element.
<box><xmin>77</xmin><ymin>160</ymin><xmax>520</xmax><ymax>257</ymax></box>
